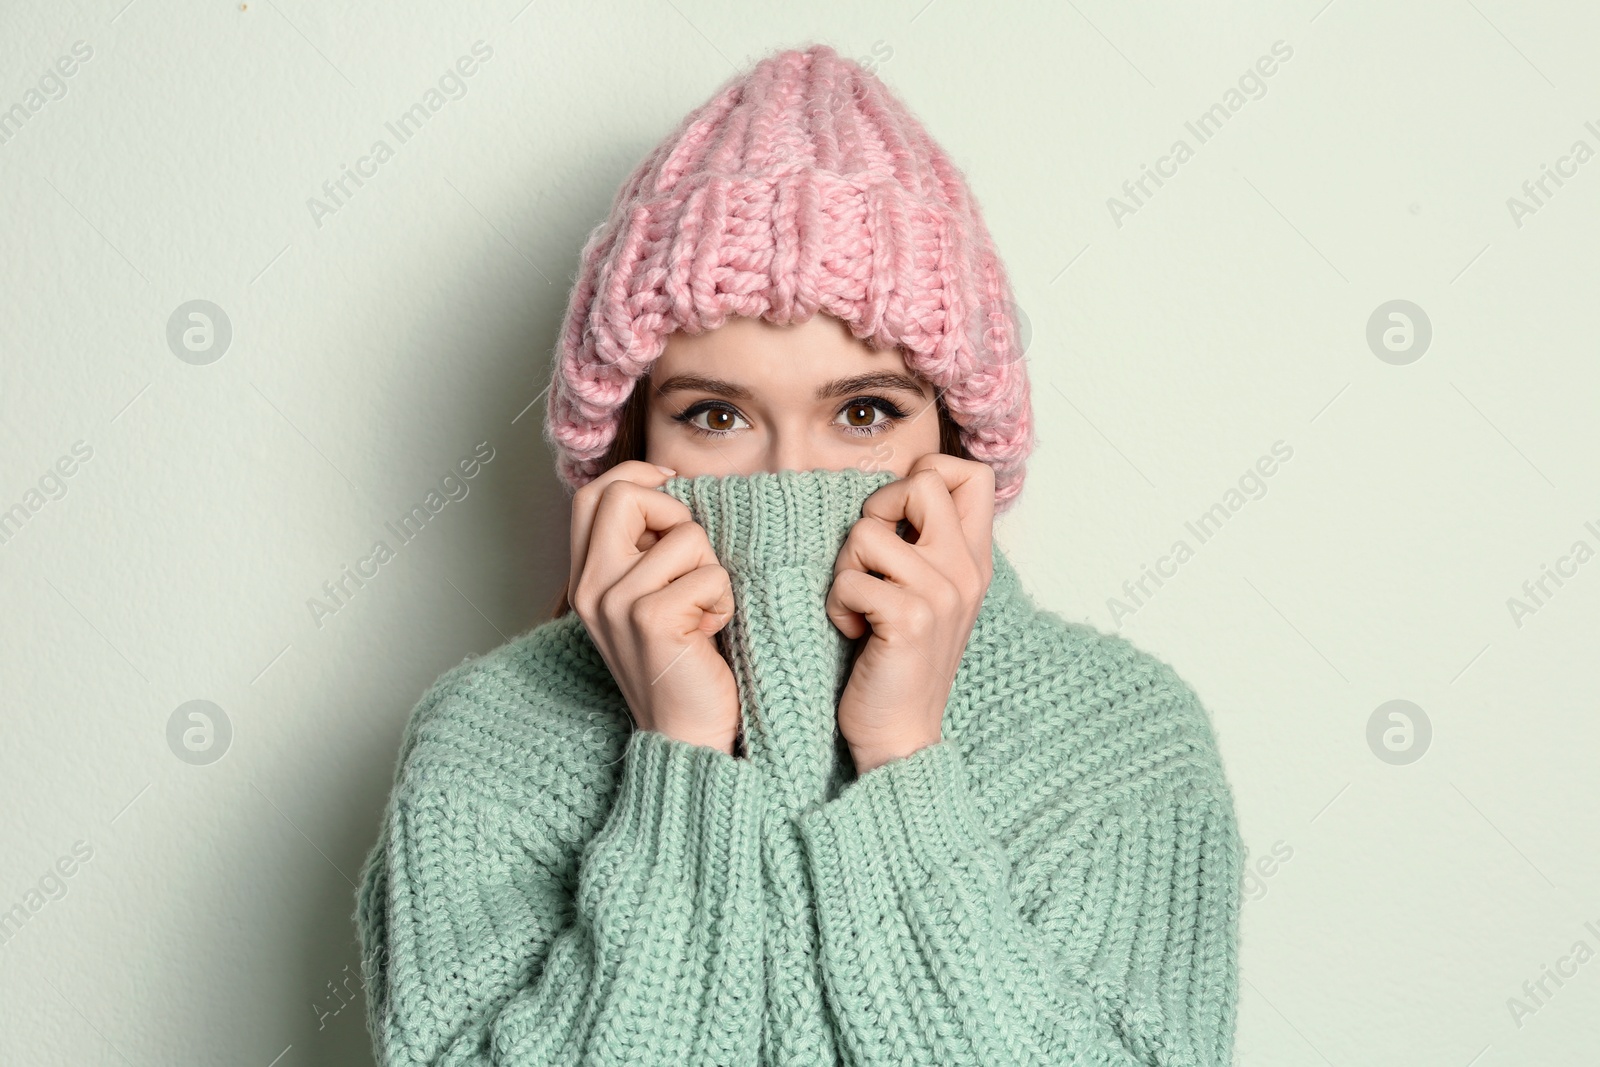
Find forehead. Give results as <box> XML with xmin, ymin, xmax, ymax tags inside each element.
<box><xmin>655</xmin><ymin>312</ymin><xmax>917</xmax><ymax>383</ymax></box>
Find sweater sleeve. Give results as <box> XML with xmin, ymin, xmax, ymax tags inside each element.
<box><xmin>357</xmin><ymin>724</ymin><xmax>768</xmax><ymax>1067</ymax></box>
<box><xmin>794</xmin><ymin>737</ymin><xmax>1242</xmax><ymax>1067</ymax></box>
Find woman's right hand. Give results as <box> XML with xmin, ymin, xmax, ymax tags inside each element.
<box><xmin>567</xmin><ymin>461</ymin><xmax>742</xmax><ymax>755</ymax></box>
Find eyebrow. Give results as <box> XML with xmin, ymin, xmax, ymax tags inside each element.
<box><xmin>650</xmin><ymin>370</ymin><xmax>929</xmax><ymax>402</ymax></box>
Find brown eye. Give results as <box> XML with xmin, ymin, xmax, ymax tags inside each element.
<box><xmin>674</xmin><ymin>402</ymin><xmax>750</xmax><ymax>436</ymax></box>
<box><xmin>843</xmin><ymin>403</ymin><xmax>876</xmax><ymax>427</ymax></box>
<box><xmin>834</xmin><ymin>396</ymin><xmax>905</xmax><ymax>435</ymax></box>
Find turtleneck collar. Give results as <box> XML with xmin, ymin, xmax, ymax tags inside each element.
<box><xmin>657</xmin><ymin>467</ymin><xmax>1033</xmax><ymax>813</ymax></box>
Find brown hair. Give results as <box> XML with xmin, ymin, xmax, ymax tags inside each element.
<box><xmin>544</xmin><ymin>372</ymin><xmax>971</xmax><ymax>621</ymax></box>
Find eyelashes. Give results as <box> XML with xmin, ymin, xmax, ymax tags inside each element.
<box><xmin>837</xmin><ymin>397</ymin><xmax>910</xmax><ymax>433</ymax></box>
<box><xmin>671</xmin><ymin>396</ymin><xmax>911</xmax><ymax>439</ymax></box>
<box><xmin>669</xmin><ymin>400</ymin><xmax>751</xmax><ymax>438</ymax></box>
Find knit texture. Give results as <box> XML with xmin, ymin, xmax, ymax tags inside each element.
<box><xmin>544</xmin><ymin>43</ymin><xmax>1035</xmax><ymax>513</ymax></box>
<box><xmin>355</xmin><ymin>467</ymin><xmax>1242</xmax><ymax>1066</ymax></box>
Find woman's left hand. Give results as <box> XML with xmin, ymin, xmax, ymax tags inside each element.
<box><xmin>826</xmin><ymin>453</ymin><xmax>996</xmax><ymax>775</ymax></box>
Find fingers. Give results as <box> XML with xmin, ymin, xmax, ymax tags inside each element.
<box><xmin>908</xmin><ymin>451</ymin><xmax>994</xmax><ymax>526</ymax></box>
<box><xmin>568</xmin><ymin>460</ymin><xmax>684</xmax><ymax>603</ymax></box>
<box><xmin>632</xmin><ymin>563</ymin><xmax>737</xmax><ymax>639</ymax></box>
<box><xmin>862</xmin><ymin>467</ymin><xmax>962</xmax><ymax>550</ymax></box>
<box><xmin>826</xmin><ymin>567</ymin><xmax>916</xmax><ymax>641</ymax></box>
<box><xmin>588</xmin><ymin>480</ymin><xmax>695</xmax><ymax>570</ymax></box>
<box><xmin>603</xmin><ymin>521</ymin><xmax>727</xmax><ymax>629</ymax></box>
<box><xmin>828</xmin><ymin>517</ymin><xmax>954</xmax><ymax>638</ymax></box>
<box><xmin>833</xmin><ymin>514</ymin><xmax>940</xmax><ymax>590</ymax></box>
<box><xmin>867</xmin><ymin>454</ymin><xmax>995</xmax><ymax>574</ymax></box>
<box><xmin>831</xmin><ymin>455</ymin><xmax>996</xmax><ymax>641</ymax></box>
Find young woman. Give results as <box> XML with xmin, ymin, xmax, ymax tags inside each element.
<box><xmin>356</xmin><ymin>43</ymin><xmax>1243</xmax><ymax>1067</ymax></box>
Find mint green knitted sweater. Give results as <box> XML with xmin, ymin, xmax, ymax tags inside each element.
<box><xmin>354</xmin><ymin>467</ymin><xmax>1242</xmax><ymax>1066</ymax></box>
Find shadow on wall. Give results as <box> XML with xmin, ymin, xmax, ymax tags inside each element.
<box><xmin>277</xmin><ymin>154</ymin><xmax>585</xmax><ymax>1064</ymax></box>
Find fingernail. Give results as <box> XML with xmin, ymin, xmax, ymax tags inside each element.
<box><xmin>654</xmin><ymin>464</ymin><xmax>677</xmax><ymax>475</ymax></box>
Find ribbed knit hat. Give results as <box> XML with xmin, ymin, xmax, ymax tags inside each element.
<box><xmin>544</xmin><ymin>42</ymin><xmax>1034</xmax><ymax>511</ymax></box>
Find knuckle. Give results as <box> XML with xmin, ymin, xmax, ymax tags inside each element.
<box><xmin>610</xmin><ymin>459</ymin><xmax>655</xmax><ymax>483</ymax></box>
<box><xmin>628</xmin><ymin>591</ymin><xmax>670</xmax><ymax>630</ymax></box>
<box><xmin>597</xmin><ymin>477</ymin><xmax>633</xmax><ymax>506</ymax></box>
<box><xmin>668</xmin><ymin>517</ymin><xmax>704</xmax><ymax>545</ymax></box>
<box><xmin>572</xmin><ymin>578</ymin><xmax>600</xmax><ymax>620</ymax></box>
<box><xmin>596</xmin><ymin>583</ymin><xmax>628</xmax><ymax>623</ymax></box>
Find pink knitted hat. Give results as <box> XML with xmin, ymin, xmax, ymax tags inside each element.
<box><xmin>544</xmin><ymin>42</ymin><xmax>1034</xmax><ymax>511</ymax></box>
